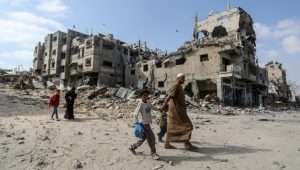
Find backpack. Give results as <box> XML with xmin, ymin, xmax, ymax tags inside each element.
<box><xmin>133</xmin><ymin>123</ymin><xmax>145</xmax><ymax>139</ymax></box>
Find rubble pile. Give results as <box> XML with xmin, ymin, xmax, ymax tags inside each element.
<box><xmin>2</xmin><ymin>78</ymin><xmax>299</xmax><ymax>119</ymax></box>
<box><xmin>75</xmin><ymin>86</ymin><xmax>141</xmax><ymax>120</ymax></box>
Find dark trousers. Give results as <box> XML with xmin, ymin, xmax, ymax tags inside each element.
<box><xmin>158</xmin><ymin>125</ymin><xmax>167</xmax><ymax>139</ymax></box>
<box><xmin>64</xmin><ymin>103</ymin><xmax>74</xmax><ymax>119</ymax></box>
<box><xmin>131</xmin><ymin>124</ymin><xmax>156</xmax><ymax>154</ymax></box>
<box><xmin>51</xmin><ymin>107</ymin><xmax>58</xmax><ymax>119</ymax></box>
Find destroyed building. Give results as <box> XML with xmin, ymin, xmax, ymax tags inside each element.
<box><xmin>33</xmin><ymin>30</ymin><xmax>148</xmax><ymax>88</ymax></box>
<box><xmin>265</xmin><ymin>61</ymin><xmax>291</xmax><ymax>103</ymax></box>
<box><xmin>136</xmin><ymin>8</ymin><xmax>268</xmax><ymax>106</ymax></box>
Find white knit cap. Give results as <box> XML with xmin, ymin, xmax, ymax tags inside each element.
<box><xmin>177</xmin><ymin>73</ymin><xmax>185</xmax><ymax>78</ymax></box>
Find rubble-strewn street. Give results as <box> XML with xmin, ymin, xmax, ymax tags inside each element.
<box><xmin>1</xmin><ymin>1</ymin><xmax>300</xmax><ymax>170</ymax></box>
<box><xmin>1</xmin><ymin>85</ymin><xmax>300</xmax><ymax>170</ymax></box>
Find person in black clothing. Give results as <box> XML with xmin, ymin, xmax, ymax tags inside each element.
<box><xmin>64</xmin><ymin>87</ymin><xmax>77</xmax><ymax>120</ymax></box>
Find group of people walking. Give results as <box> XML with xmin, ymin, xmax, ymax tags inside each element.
<box><xmin>48</xmin><ymin>87</ymin><xmax>77</xmax><ymax>121</ymax></box>
<box><xmin>129</xmin><ymin>73</ymin><xmax>195</xmax><ymax>160</ymax></box>
<box><xmin>49</xmin><ymin>73</ymin><xmax>194</xmax><ymax>160</ymax></box>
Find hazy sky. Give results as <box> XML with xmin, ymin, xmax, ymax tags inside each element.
<box><xmin>0</xmin><ymin>0</ymin><xmax>299</xmax><ymax>84</ymax></box>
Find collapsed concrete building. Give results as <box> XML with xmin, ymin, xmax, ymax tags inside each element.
<box><xmin>33</xmin><ymin>7</ymin><xmax>294</xmax><ymax>107</ymax></box>
<box><xmin>136</xmin><ymin>8</ymin><xmax>268</xmax><ymax>106</ymax></box>
<box><xmin>33</xmin><ymin>30</ymin><xmax>157</xmax><ymax>88</ymax></box>
<box><xmin>265</xmin><ymin>61</ymin><xmax>291</xmax><ymax>103</ymax></box>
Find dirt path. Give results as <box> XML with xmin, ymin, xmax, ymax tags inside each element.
<box><xmin>0</xmin><ymin>89</ymin><xmax>300</xmax><ymax>170</ymax></box>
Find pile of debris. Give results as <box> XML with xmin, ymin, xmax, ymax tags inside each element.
<box><xmin>75</xmin><ymin>86</ymin><xmax>144</xmax><ymax>120</ymax></box>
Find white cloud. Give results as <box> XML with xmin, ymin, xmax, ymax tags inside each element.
<box><xmin>0</xmin><ymin>11</ymin><xmax>65</xmax><ymax>68</ymax></box>
<box><xmin>0</xmin><ymin>11</ymin><xmax>65</xmax><ymax>46</ymax></box>
<box><xmin>282</xmin><ymin>36</ymin><xmax>300</xmax><ymax>54</ymax></box>
<box><xmin>36</xmin><ymin>0</ymin><xmax>68</xmax><ymax>14</ymax></box>
<box><xmin>254</xmin><ymin>23</ymin><xmax>272</xmax><ymax>37</ymax></box>
<box><xmin>274</xmin><ymin>19</ymin><xmax>300</xmax><ymax>38</ymax></box>
<box><xmin>255</xmin><ymin>19</ymin><xmax>300</xmax><ymax>55</ymax></box>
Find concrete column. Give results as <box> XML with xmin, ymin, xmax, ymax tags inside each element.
<box><xmin>217</xmin><ymin>77</ymin><xmax>223</xmax><ymax>102</ymax></box>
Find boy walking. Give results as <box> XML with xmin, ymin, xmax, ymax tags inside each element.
<box><xmin>49</xmin><ymin>89</ymin><xmax>60</xmax><ymax>121</ymax></box>
<box><xmin>129</xmin><ymin>90</ymin><xmax>160</xmax><ymax>160</ymax></box>
<box><xmin>157</xmin><ymin>111</ymin><xmax>167</xmax><ymax>142</ymax></box>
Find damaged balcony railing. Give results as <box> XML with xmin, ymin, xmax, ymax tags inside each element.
<box><xmin>219</xmin><ymin>64</ymin><xmax>242</xmax><ymax>78</ymax></box>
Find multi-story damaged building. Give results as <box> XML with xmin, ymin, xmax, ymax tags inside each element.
<box><xmin>265</xmin><ymin>61</ymin><xmax>291</xmax><ymax>103</ymax></box>
<box><xmin>33</xmin><ymin>42</ymin><xmax>45</xmax><ymax>75</ymax></box>
<box><xmin>33</xmin><ymin>29</ymin><xmax>145</xmax><ymax>88</ymax></box>
<box><xmin>136</xmin><ymin>8</ymin><xmax>268</xmax><ymax>106</ymax></box>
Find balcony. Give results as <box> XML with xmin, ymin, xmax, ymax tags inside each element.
<box><xmin>219</xmin><ymin>64</ymin><xmax>242</xmax><ymax>79</ymax></box>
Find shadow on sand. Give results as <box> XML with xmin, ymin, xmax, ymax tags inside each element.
<box><xmin>160</xmin><ymin>141</ymin><xmax>271</xmax><ymax>165</ymax></box>
<box><xmin>62</xmin><ymin>117</ymin><xmax>102</xmax><ymax>122</ymax></box>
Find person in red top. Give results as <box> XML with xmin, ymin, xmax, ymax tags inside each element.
<box><xmin>49</xmin><ymin>89</ymin><xmax>60</xmax><ymax>121</ymax></box>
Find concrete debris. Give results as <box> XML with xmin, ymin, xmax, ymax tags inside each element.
<box><xmin>88</xmin><ymin>87</ymin><xmax>108</xmax><ymax>100</ymax></box>
<box><xmin>153</xmin><ymin>165</ymin><xmax>164</xmax><ymax>170</ymax></box>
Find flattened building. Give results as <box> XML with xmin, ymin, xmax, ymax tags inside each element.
<box><xmin>137</xmin><ymin>8</ymin><xmax>268</xmax><ymax>106</ymax></box>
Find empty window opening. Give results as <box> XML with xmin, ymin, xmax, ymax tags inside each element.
<box><xmin>212</xmin><ymin>26</ymin><xmax>228</xmax><ymax>38</ymax></box>
<box><xmin>143</xmin><ymin>64</ymin><xmax>149</xmax><ymax>72</ymax></box>
<box><xmin>131</xmin><ymin>69</ymin><xmax>136</xmax><ymax>75</ymax></box>
<box><xmin>78</xmin><ymin>65</ymin><xmax>83</xmax><ymax>71</ymax></box>
<box><xmin>51</xmin><ymin>62</ymin><xmax>55</xmax><ymax>68</ymax></box>
<box><xmin>86</xmin><ymin>40</ymin><xmax>92</xmax><ymax>49</ymax></box>
<box><xmin>156</xmin><ymin>62</ymin><xmax>162</xmax><ymax>68</ymax></box>
<box><xmin>200</xmin><ymin>54</ymin><xmax>209</xmax><ymax>62</ymax></box>
<box><xmin>158</xmin><ymin>81</ymin><xmax>165</xmax><ymax>88</ymax></box>
<box><xmin>103</xmin><ymin>61</ymin><xmax>113</xmax><ymax>67</ymax></box>
<box><xmin>62</xmin><ymin>37</ymin><xmax>67</xmax><ymax>44</ymax></box>
<box><xmin>176</xmin><ymin>57</ymin><xmax>186</xmax><ymax>65</ymax></box>
<box><xmin>52</xmin><ymin>36</ymin><xmax>57</xmax><ymax>41</ymax></box>
<box><xmin>81</xmin><ymin>48</ymin><xmax>85</xmax><ymax>57</ymax></box>
<box><xmin>61</xmin><ymin>52</ymin><xmax>66</xmax><ymax>59</ymax></box>
<box><xmin>85</xmin><ymin>58</ymin><xmax>92</xmax><ymax>67</ymax></box>
<box><xmin>71</xmin><ymin>47</ymin><xmax>79</xmax><ymax>55</ymax></box>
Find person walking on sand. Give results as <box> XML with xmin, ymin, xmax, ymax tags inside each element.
<box><xmin>49</xmin><ymin>89</ymin><xmax>60</xmax><ymax>121</ymax></box>
<box><xmin>161</xmin><ymin>73</ymin><xmax>196</xmax><ymax>150</ymax></box>
<box><xmin>129</xmin><ymin>90</ymin><xmax>160</xmax><ymax>160</ymax></box>
<box><xmin>64</xmin><ymin>87</ymin><xmax>77</xmax><ymax>120</ymax></box>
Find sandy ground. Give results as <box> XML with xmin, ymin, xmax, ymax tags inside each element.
<box><xmin>1</xmin><ymin>89</ymin><xmax>300</xmax><ymax>170</ymax></box>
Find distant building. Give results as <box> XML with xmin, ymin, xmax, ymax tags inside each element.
<box><xmin>33</xmin><ymin>30</ymin><xmax>145</xmax><ymax>88</ymax></box>
<box><xmin>265</xmin><ymin>61</ymin><xmax>291</xmax><ymax>103</ymax></box>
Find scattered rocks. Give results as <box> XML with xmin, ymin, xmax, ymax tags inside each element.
<box><xmin>73</xmin><ymin>160</ymin><xmax>83</xmax><ymax>169</ymax></box>
<box><xmin>15</xmin><ymin>137</ymin><xmax>25</xmax><ymax>141</ymax></box>
<box><xmin>42</xmin><ymin>136</ymin><xmax>50</xmax><ymax>141</ymax></box>
<box><xmin>18</xmin><ymin>141</ymin><xmax>25</xmax><ymax>144</ymax></box>
<box><xmin>168</xmin><ymin>161</ymin><xmax>174</xmax><ymax>166</ymax></box>
<box><xmin>153</xmin><ymin>164</ymin><xmax>164</xmax><ymax>170</ymax></box>
<box><xmin>258</xmin><ymin>118</ymin><xmax>275</xmax><ymax>122</ymax></box>
<box><xmin>77</xmin><ymin>131</ymin><xmax>83</xmax><ymax>135</ymax></box>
